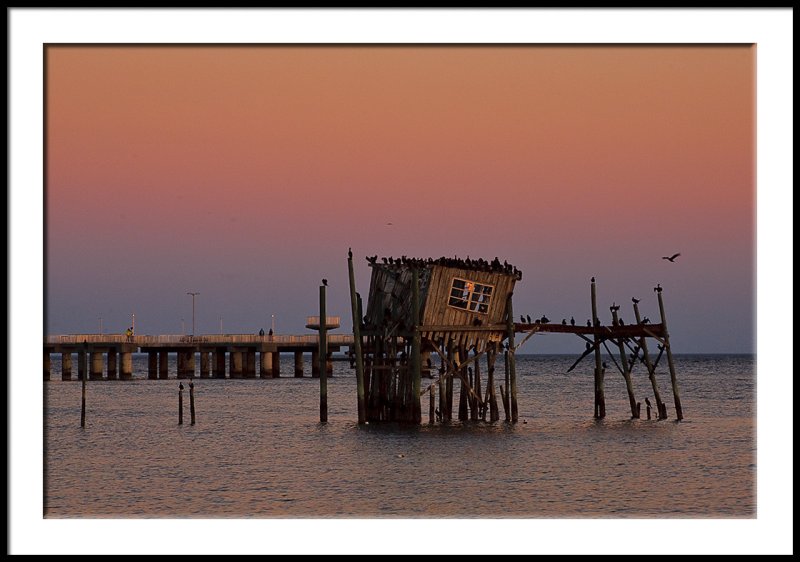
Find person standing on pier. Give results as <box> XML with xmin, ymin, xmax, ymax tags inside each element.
<box><xmin>125</xmin><ymin>327</ymin><xmax>133</xmax><ymax>342</ymax></box>
<box><xmin>259</xmin><ymin>328</ymin><xmax>265</xmax><ymax>337</ymax></box>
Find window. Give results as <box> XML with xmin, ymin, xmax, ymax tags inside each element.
<box><xmin>448</xmin><ymin>277</ymin><xmax>494</xmax><ymax>314</ymax></box>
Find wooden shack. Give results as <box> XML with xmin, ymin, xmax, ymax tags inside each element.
<box><xmin>349</xmin><ymin>256</ymin><xmax>522</xmax><ymax>424</ymax></box>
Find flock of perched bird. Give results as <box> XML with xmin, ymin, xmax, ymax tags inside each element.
<box><xmin>366</xmin><ymin>255</ymin><xmax>523</xmax><ymax>280</ymax></box>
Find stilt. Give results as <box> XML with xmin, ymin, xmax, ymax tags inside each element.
<box><xmin>230</xmin><ymin>351</ymin><xmax>243</xmax><ymax>379</ymax></box>
<box><xmin>487</xmin><ymin>343</ymin><xmax>499</xmax><ymax>422</ymax></box>
<box><xmin>458</xmin><ymin>346</ymin><xmax>468</xmax><ymax>421</ymax></box>
<box><xmin>148</xmin><ymin>351</ymin><xmax>158</xmax><ymax>379</ymax></box>
<box><xmin>61</xmin><ymin>352</ymin><xmax>72</xmax><ymax>380</ymax></box>
<box><xmin>189</xmin><ymin>382</ymin><xmax>196</xmax><ymax>425</ymax></box>
<box><xmin>505</xmin><ymin>294</ymin><xmax>518</xmax><ymax>423</ymax></box>
<box><xmin>177</xmin><ymin>351</ymin><xmax>189</xmax><ymax>379</ymax></box>
<box><xmin>472</xmin><ymin>350</ymin><xmax>482</xmax><ymax>421</ymax></box>
<box><xmin>78</xmin><ymin>350</ymin><xmax>87</xmax><ymax>383</ymax></box>
<box><xmin>187</xmin><ymin>350</ymin><xmax>197</xmax><ymax>379</ymax></box>
<box><xmin>429</xmin><ymin>384</ymin><xmax>435</xmax><ymax>424</ymax></box>
<box><xmin>502</xmin><ymin>350</ymin><xmax>510</xmax><ymax>422</ymax></box>
<box><xmin>107</xmin><ymin>350</ymin><xmax>117</xmax><ymax>380</ymax></box>
<box><xmin>259</xmin><ymin>351</ymin><xmax>271</xmax><ymax>378</ymax></box>
<box><xmin>591</xmin><ymin>278</ymin><xmax>606</xmax><ymax>419</ymax></box>
<box><xmin>44</xmin><ymin>351</ymin><xmax>50</xmax><ymax>380</ymax></box>
<box><xmin>214</xmin><ymin>349</ymin><xmax>226</xmax><ymax>379</ymax></box>
<box><xmin>410</xmin><ymin>267</ymin><xmax>422</xmax><ymax>424</ymax></box>
<box><xmin>200</xmin><ymin>351</ymin><xmax>210</xmax><ymax>378</ymax></box>
<box><xmin>120</xmin><ymin>352</ymin><xmax>132</xmax><ymax>380</ymax></box>
<box><xmin>294</xmin><ymin>351</ymin><xmax>304</xmax><ymax>377</ymax></box>
<box><xmin>159</xmin><ymin>351</ymin><xmax>169</xmax><ymax>379</ymax></box>
<box><xmin>656</xmin><ymin>287</ymin><xmax>683</xmax><ymax>421</ymax></box>
<box><xmin>611</xmin><ymin>307</ymin><xmax>638</xmax><ymax>418</ymax></box>
<box><xmin>347</xmin><ymin>251</ymin><xmax>366</xmax><ymax>425</ymax></box>
<box><xmin>311</xmin><ymin>349</ymin><xmax>320</xmax><ymax>377</ymax></box>
<box><xmin>89</xmin><ymin>351</ymin><xmax>103</xmax><ymax>380</ymax></box>
<box><xmin>319</xmin><ymin>283</ymin><xmax>328</xmax><ymax>423</ymax></box>
<box><xmin>634</xmin><ymin>302</ymin><xmax>665</xmax><ymax>419</ymax></box>
<box><xmin>178</xmin><ymin>384</ymin><xmax>183</xmax><ymax>425</ymax></box>
<box><xmin>272</xmin><ymin>351</ymin><xmax>281</xmax><ymax>378</ymax></box>
<box><xmin>244</xmin><ymin>350</ymin><xmax>256</xmax><ymax>378</ymax></box>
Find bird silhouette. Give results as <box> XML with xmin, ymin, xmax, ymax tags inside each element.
<box><xmin>520</xmin><ymin>315</ymin><xmax>525</xmax><ymax>323</ymax></box>
<box><xmin>654</xmin><ymin>283</ymin><xmax>662</xmax><ymax>292</ymax></box>
<box><xmin>540</xmin><ymin>315</ymin><xmax>550</xmax><ymax>324</ymax></box>
<box><xmin>526</xmin><ymin>315</ymin><xmax>531</xmax><ymax>324</ymax></box>
<box><xmin>179</xmin><ymin>383</ymin><xmax>184</xmax><ymax>391</ymax></box>
<box><xmin>561</xmin><ymin>319</ymin><xmax>567</xmax><ymax>325</ymax></box>
<box><xmin>645</xmin><ymin>397</ymin><xmax>652</xmax><ymax>408</ymax></box>
<box><xmin>322</xmin><ymin>278</ymin><xmax>328</xmax><ymax>286</ymax></box>
<box><xmin>632</xmin><ymin>297</ymin><xmax>640</xmax><ymax>304</ymax></box>
<box><xmin>662</xmin><ymin>253</ymin><xmax>681</xmax><ymax>262</ymax></box>
<box><xmin>348</xmin><ymin>247</ymin><xmax>352</xmax><ymax>259</ymax></box>
<box><xmin>591</xmin><ymin>276</ymin><xmax>595</xmax><ymax>283</ymax></box>
<box><xmin>570</xmin><ymin>316</ymin><xmax>575</xmax><ymax>326</ymax></box>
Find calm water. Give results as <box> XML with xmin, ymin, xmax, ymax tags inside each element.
<box><xmin>44</xmin><ymin>354</ymin><xmax>755</xmax><ymax>518</ymax></box>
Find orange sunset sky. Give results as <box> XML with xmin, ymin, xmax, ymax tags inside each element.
<box><xmin>46</xmin><ymin>45</ymin><xmax>754</xmax><ymax>353</ymax></box>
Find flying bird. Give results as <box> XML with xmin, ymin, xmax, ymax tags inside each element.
<box><xmin>322</xmin><ymin>278</ymin><xmax>328</xmax><ymax>286</ymax></box>
<box><xmin>662</xmin><ymin>253</ymin><xmax>681</xmax><ymax>262</ymax></box>
<box><xmin>386</xmin><ymin>222</ymin><xmax>393</xmax><ymax>226</ymax></box>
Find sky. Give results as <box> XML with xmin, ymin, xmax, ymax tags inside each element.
<box><xmin>45</xmin><ymin>45</ymin><xmax>755</xmax><ymax>353</ymax></box>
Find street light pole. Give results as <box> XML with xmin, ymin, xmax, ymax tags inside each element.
<box><xmin>187</xmin><ymin>292</ymin><xmax>200</xmax><ymax>335</ymax></box>
<box><xmin>272</xmin><ymin>314</ymin><xmax>275</xmax><ymax>334</ymax></box>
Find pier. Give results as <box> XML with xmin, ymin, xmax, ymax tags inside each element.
<box><xmin>44</xmin><ymin>319</ymin><xmax>353</xmax><ymax>381</ymax></box>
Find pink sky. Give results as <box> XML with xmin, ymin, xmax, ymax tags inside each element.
<box><xmin>46</xmin><ymin>45</ymin><xmax>754</xmax><ymax>352</ymax></box>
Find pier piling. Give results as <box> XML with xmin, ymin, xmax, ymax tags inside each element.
<box><xmin>319</xmin><ymin>283</ymin><xmax>328</xmax><ymax>423</ymax></box>
<box><xmin>189</xmin><ymin>382</ymin><xmax>196</xmax><ymax>425</ymax></box>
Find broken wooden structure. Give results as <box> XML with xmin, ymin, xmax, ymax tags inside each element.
<box><xmin>346</xmin><ymin>253</ymin><xmax>683</xmax><ymax>425</ymax></box>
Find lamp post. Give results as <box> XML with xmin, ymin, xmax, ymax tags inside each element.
<box><xmin>187</xmin><ymin>292</ymin><xmax>200</xmax><ymax>335</ymax></box>
<box><xmin>271</xmin><ymin>314</ymin><xmax>275</xmax><ymax>334</ymax></box>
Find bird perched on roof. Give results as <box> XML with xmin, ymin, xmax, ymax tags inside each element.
<box><xmin>561</xmin><ymin>319</ymin><xmax>567</xmax><ymax>325</ymax></box>
<box><xmin>526</xmin><ymin>315</ymin><xmax>531</xmax><ymax>324</ymax></box>
<box><xmin>662</xmin><ymin>253</ymin><xmax>681</xmax><ymax>262</ymax></box>
<box><xmin>322</xmin><ymin>278</ymin><xmax>328</xmax><ymax>286</ymax></box>
<box><xmin>540</xmin><ymin>315</ymin><xmax>550</xmax><ymax>324</ymax></box>
<box><xmin>570</xmin><ymin>316</ymin><xmax>575</xmax><ymax>326</ymax></box>
<box><xmin>520</xmin><ymin>315</ymin><xmax>526</xmax><ymax>323</ymax></box>
<box><xmin>587</xmin><ymin>319</ymin><xmax>592</xmax><ymax>327</ymax></box>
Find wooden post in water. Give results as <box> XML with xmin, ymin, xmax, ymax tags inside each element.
<box><xmin>429</xmin><ymin>384</ymin><xmax>435</xmax><ymax>424</ymax></box>
<box><xmin>80</xmin><ymin>341</ymin><xmax>88</xmax><ymax>427</ymax></box>
<box><xmin>633</xmin><ymin>302</ymin><xmax>665</xmax><ymax>419</ymax></box>
<box><xmin>319</xmin><ymin>283</ymin><xmax>328</xmax><ymax>423</ymax></box>
<box><xmin>505</xmin><ymin>294</ymin><xmax>518</xmax><ymax>423</ymax></box>
<box><xmin>611</xmin><ymin>307</ymin><xmax>638</xmax><ymax>418</ymax></box>
<box><xmin>656</xmin><ymin>287</ymin><xmax>683</xmax><ymax>421</ymax></box>
<box><xmin>410</xmin><ymin>267</ymin><xmax>422</xmax><ymax>424</ymax></box>
<box><xmin>189</xmin><ymin>381</ymin><xmax>196</xmax><ymax>425</ymax></box>
<box><xmin>458</xmin><ymin>346</ymin><xmax>468</xmax><ymax>421</ymax></box>
<box><xmin>178</xmin><ymin>383</ymin><xmax>184</xmax><ymax>425</ymax></box>
<box><xmin>591</xmin><ymin>278</ymin><xmax>606</xmax><ymax>418</ymax></box>
<box><xmin>472</xmin><ymin>350</ymin><xmax>482</xmax><ymax>421</ymax></box>
<box><xmin>445</xmin><ymin>339</ymin><xmax>455</xmax><ymax>421</ymax></box>
<box><xmin>347</xmin><ymin>251</ymin><xmax>367</xmax><ymax>424</ymax></box>
<box><xmin>502</xmin><ymin>349</ymin><xmax>510</xmax><ymax>422</ymax></box>
<box><xmin>487</xmin><ymin>343</ymin><xmax>499</xmax><ymax>422</ymax></box>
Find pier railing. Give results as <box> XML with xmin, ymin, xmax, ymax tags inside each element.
<box><xmin>44</xmin><ymin>334</ymin><xmax>355</xmax><ymax>345</ymax></box>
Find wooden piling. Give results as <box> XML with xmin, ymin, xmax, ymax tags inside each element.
<box><xmin>178</xmin><ymin>384</ymin><xmax>183</xmax><ymax>425</ymax></box>
<box><xmin>502</xmin><ymin>350</ymin><xmax>511</xmax><ymax>422</ymax></box>
<box><xmin>294</xmin><ymin>351</ymin><xmax>305</xmax><ymax>377</ymax></box>
<box><xmin>472</xmin><ymin>350</ymin><xmax>482</xmax><ymax>421</ymax></box>
<box><xmin>656</xmin><ymin>288</ymin><xmax>683</xmax><ymax>420</ymax></box>
<box><xmin>159</xmin><ymin>351</ymin><xmax>169</xmax><ymax>379</ymax></box>
<box><xmin>505</xmin><ymin>294</ymin><xmax>518</xmax><ymax>423</ymax></box>
<box><xmin>148</xmin><ymin>351</ymin><xmax>158</xmax><ymax>379</ymax></box>
<box><xmin>410</xmin><ymin>267</ymin><xmax>422</xmax><ymax>424</ymax></box>
<box><xmin>61</xmin><ymin>352</ymin><xmax>72</xmax><ymax>380</ymax></box>
<box><xmin>106</xmin><ymin>351</ymin><xmax>117</xmax><ymax>380</ymax></box>
<box><xmin>591</xmin><ymin>279</ymin><xmax>606</xmax><ymax>419</ymax></box>
<box><xmin>348</xmin><ymin>252</ymin><xmax>367</xmax><ymax>424</ymax></box>
<box><xmin>429</xmin><ymin>384</ymin><xmax>435</xmax><ymax>424</ymax></box>
<box><xmin>445</xmin><ymin>339</ymin><xmax>455</xmax><ymax>421</ymax></box>
<box><xmin>80</xmin><ymin>342</ymin><xmax>88</xmax><ymax>427</ymax></box>
<box><xmin>611</xmin><ymin>307</ymin><xmax>638</xmax><ymax>418</ymax></box>
<box><xmin>189</xmin><ymin>382</ymin><xmax>196</xmax><ymax>425</ymax></box>
<box><xmin>319</xmin><ymin>284</ymin><xmax>328</xmax><ymax>423</ymax></box>
<box><xmin>44</xmin><ymin>351</ymin><xmax>51</xmax><ymax>381</ymax></box>
<box><xmin>633</xmin><ymin>302</ymin><xmax>665</xmax><ymax>419</ymax></box>
<box><xmin>458</xmin><ymin>346</ymin><xmax>468</xmax><ymax>421</ymax></box>
<box><xmin>487</xmin><ymin>343</ymin><xmax>499</xmax><ymax>422</ymax></box>
<box><xmin>200</xmin><ymin>351</ymin><xmax>210</xmax><ymax>378</ymax></box>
